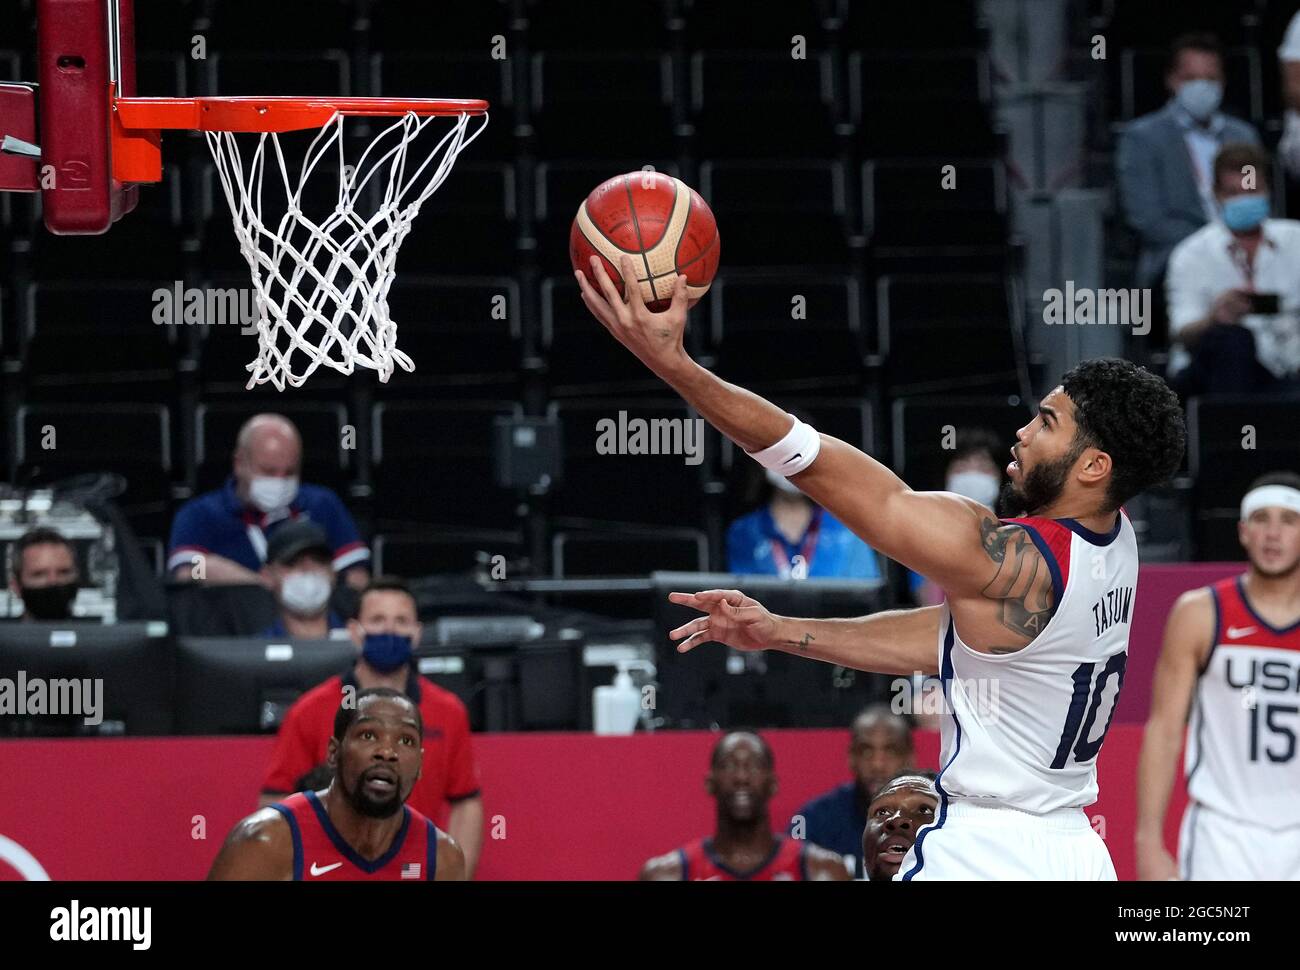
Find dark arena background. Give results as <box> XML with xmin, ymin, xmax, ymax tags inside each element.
<box><xmin>0</xmin><ymin>0</ymin><xmax>1296</xmax><ymax>919</ymax></box>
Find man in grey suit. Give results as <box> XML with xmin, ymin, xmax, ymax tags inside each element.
<box><xmin>1116</xmin><ymin>33</ymin><xmax>1261</xmax><ymax>289</ymax></box>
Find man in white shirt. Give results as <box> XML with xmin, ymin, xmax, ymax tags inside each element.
<box><xmin>1165</xmin><ymin>143</ymin><xmax>1300</xmax><ymax>396</ymax></box>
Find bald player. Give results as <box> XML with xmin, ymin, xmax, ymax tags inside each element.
<box><xmin>640</xmin><ymin>732</ymin><xmax>851</xmax><ymax>881</ymax></box>
<box><xmin>209</xmin><ymin>688</ymin><xmax>465</xmax><ymax>881</ymax></box>
<box><xmin>863</xmin><ymin>772</ymin><xmax>939</xmax><ymax>882</ymax></box>
<box><xmin>1137</xmin><ymin>471</ymin><xmax>1300</xmax><ymax>880</ymax></box>
<box><xmin>790</xmin><ymin>705</ymin><xmax>913</xmax><ymax>877</ymax></box>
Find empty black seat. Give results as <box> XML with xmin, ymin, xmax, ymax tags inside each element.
<box><xmin>1187</xmin><ymin>395</ymin><xmax>1300</xmax><ymax>510</ymax></box>
<box><xmin>854</xmin><ymin>96</ymin><xmax>1003</xmax><ymax>157</ymax></box>
<box><xmin>690</xmin><ymin>52</ymin><xmax>840</xmax><ymax>156</ymax></box>
<box><xmin>530</xmin><ymin>52</ymin><xmax>675</xmax><ymax>157</ymax></box>
<box><xmin>864</xmin><ymin>159</ymin><xmax>1007</xmax><ymax>247</ymax></box>
<box><xmin>208</xmin><ymin>50</ymin><xmax>351</xmax><ymax>96</ymax></box>
<box><xmin>850</xmin><ymin>51</ymin><xmax>990</xmax><ymax>102</ymax></box>
<box><xmin>396</xmin><ymin>162</ymin><xmax>518</xmax><ymax>273</ymax></box>
<box><xmin>548</xmin><ymin>399</ymin><xmax>710</xmax><ymax>528</ymax></box>
<box><xmin>377</xmin><ymin>275</ymin><xmax>521</xmax><ymax>397</ymax></box>
<box><xmin>552</xmin><ymin>527</ymin><xmax>708</xmax><ymax>577</ymax></box>
<box><xmin>370</xmin><ymin>0</ymin><xmax>510</xmax><ymax>52</ymax></box>
<box><xmin>709</xmin><ymin>273</ymin><xmax>868</xmax><ymax>393</ymax></box>
<box><xmin>206</xmin><ymin>0</ymin><xmax>354</xmax><ymax>51</ymax></box>
<box><xmin>877</xmin><ymin>274</ymin><xmax>1022</xmax><ymax>395</ymax></box>
<box><xmin>527</xmin><ymin>0</ymin><xmax>671</xmax><ymax>48</ymax></box>
<box><xmin>374</xmin><ymin>529</ymin><xmax>525</xmax><ymax>576</ymax></box>
<box><xmin>371</xmin><ymin>401</ymin><xmax>522</xmax><ymax>530</ymax></box>
<box><xmin>700</xmin><ymin>160</ymin><xmax>850</xmax><ymax>267</ymax></box>
<box><xmin>22</xmin><ymin>281</ymin><xmax>180</xmax><ymax>398</ymax></box>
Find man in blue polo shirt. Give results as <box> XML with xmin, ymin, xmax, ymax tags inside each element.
<box><xmin>789</xmin><ymin>705</ymin><xmax>914</xmax><ymax>878</ymax></box>
<box><xmin>168</xmin><ymin>413</ymin><xmax>370</xmax><ymax>589</ymax></box>
<box><xmin>259</xmin><ymin>520</ymin><xmax>349</xmax><ymax>639</ymax></box>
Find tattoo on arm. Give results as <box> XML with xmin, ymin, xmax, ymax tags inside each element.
<box><xmin>795</xmin><ymin>632</ymin><xmax>815</xmax><ymax>653</ymax></box>
<box><xmin>978</xmin><ymin>518</ymin><xmax>1056</xmax><ymax>647</ymax></box>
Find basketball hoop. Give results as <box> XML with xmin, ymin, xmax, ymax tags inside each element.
<box><xmin>112</xmin><ymin>96</ymin><xmax>490</xmax><ymax>390</ymax></box>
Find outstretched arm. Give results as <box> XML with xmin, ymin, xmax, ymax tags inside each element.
<box><xmin>576</xmin><ymin>256</ymin><xmax>1010</xmax><ymax>600</ymax></box>
<box><xmin>668</xmin><ymin>589</ymin><xmax>941</xmax><ymax>677</ymax></box>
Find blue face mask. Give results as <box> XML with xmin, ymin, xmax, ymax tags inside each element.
<box><xmin>1221</xmin><ymin>194</ymin><xmax>1270</xmax><ymax>232</ymax></box>
<box><xmin>361</xmin><ymin>632</ymin><xmax>414</xmax><ymax>673</ymax></box>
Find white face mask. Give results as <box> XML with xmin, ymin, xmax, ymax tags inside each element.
<box><xmin>1175</xmin><ymin>78</ymin><xmax>1222</xmax><ymax>122</ymax></box>
<box><xmin>280</xmin><ymin>570</ymin><xmax>332</xmax><ymax>616</ymax></box>
<box><xmin>248</xmin><ymin>476</ymin><xmax>299</xmax><ymax>514</ymax></box>
<box><xmin>946</xmin><ymin>471</ymin><xmax>1002</xmax><ymax>510</ymax></box>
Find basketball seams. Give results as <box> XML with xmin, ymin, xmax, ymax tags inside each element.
<box><xmin>622</xmin><ymin>175</ymin><xmax>660</xmax><ymax>302</ymax></box>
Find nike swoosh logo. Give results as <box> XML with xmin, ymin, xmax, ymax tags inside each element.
<box><xmin>783</xmin><ymin>454</ymin><xmax>802</xmax><ymax>464</ymax></box>
<box><xmin>310</xmin><ymin>861</ymin><xmax>343</xmax><ymax>876</ymax></box>
<box><xmin>1226</xmin><ymin>625</ymin><xmax>1258</xmax><ymax>639</ymax></box>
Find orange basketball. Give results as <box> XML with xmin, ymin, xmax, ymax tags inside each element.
<box><xmin>570</xmin><ymin>171</ymin><xmax>720</xmax><ymax>312</ymax></box>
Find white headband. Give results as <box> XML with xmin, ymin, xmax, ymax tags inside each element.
<box><xmin>1241</xmin><ymin>485</ymin><xmax>1300</xmax><ymax>520</ymax></box>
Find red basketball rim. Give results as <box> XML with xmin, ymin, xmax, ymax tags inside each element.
<box><xmin>114</xmin><ymin>96</ymin><xmax>490</xmax><ymax>134</ymax></box>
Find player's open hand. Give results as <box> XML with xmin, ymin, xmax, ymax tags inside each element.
<box><xmin>575</xmin><ymin>254</ymin><xmax>690</xmax><ymax>377</ymax></box>
<box><xmin>667</xmin><ymin>589</ymin><xmax>776</xmax><ymax>654</ymax></box>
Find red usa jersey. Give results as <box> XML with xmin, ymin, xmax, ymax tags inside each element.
<box><xmin>1186</xmin><ymin>576</ymin><xmax>1300</xmax><ymax>829</ymax></box>
<box><xmin>678</xmin><ymin>836</ymin><xmax>807</xmax><ymax>881</ymax></box>
<box><xmin>271</xmin><ymin>791</ymin><xmax>440</xmax><ymax>881</ymax></box>
<box><xmin>931</xmin><ymin>513</ymin><xmax>1139</xmax><ymax>814</ymax></box>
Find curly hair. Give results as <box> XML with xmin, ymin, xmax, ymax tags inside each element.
<box><xmin>1060</xmin><ymin>357</ymin><xmax>1186</xmax><ymax>511</ymax></box>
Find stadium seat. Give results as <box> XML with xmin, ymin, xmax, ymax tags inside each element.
<box><xmin>876</xmin><ymin>274</ymin><xmax>1024</xmax><ymax>395</ymax></box>
<box><xmin>844</xmin><ymin>0</ymin><xmax>984</xmax><ymax>50</ymax></box>
<box><xmin>371</xmin><ymin>400</ymin><xmax>522</xmax><ymax>530</ymax></box>
<box><xmin>205</xmin><ymin>0</ymin><xmax>355</xmax><ymax>51</ymax></box>
<box><xmin>21</xmin><ymin>281</ymin><xmax>181</xmax><ymax>399</ymax></box>
<box><xmin>530</xmin><ymin>52</ymin><xmax>675</xmax><ymax>157</ymax></box>
<box><xmin>849</xmin><ymin>50</ymin><xmax>991</xmax><ymax>102</ymax></box>
<box><xmin>864</xmin><ymin>159</ymin><xmax>1008</xmax><ymax>248</ymax></box>
<box><xmin>526</xmin><ymin>0</ymin><xmax>672</xmax><ymax>49</ymax></box>
<box><xmin>207</xmin><ymin>50</ymin><xmax>351</xmax><ymax>97</ymax></box>
<box><xmin>552</xmin><ymin>527</ymin><xmax>708</xmax><ymax>577</ymax></box>
<box><xmin>689</xmin><ymin>52</ymin><xmax>841</xmax><ymax>157</ymax></box>
<box><xmin>14</xmin><ymin>402</ymin><xmax>174</xmax><ymax>535</ymax></box>
<box><xmin>853</xmin><ymin>96</ymin><xmax>1004</xmax><ymax>157</ymax></box>
<box><xmin>373</xmin><ymin>529</ymin><xmax>525</xmax><ymax>577</ymax></box>
<box><xmin>699</xmin><ymin>160</ymin><xmax>851</xmax><ymax>267</ymax></box>
<box><xmin>547</xmin><ymin>398</ymin><xmax>711</xmax><ymax>528</ymax></box>
<box><xmin>395</xmin><ymin>162</ymin><xmax>518</xmax><ymax>274</ymax></box>
<box><xmin>1186</xmin><ymin>395</ymin><xmax>1300</xmax><ymax>511</ymax></box>
<box><xmin>684</xmin><ymin>0</ymin><xmax>840</xmax><ymax>49</ymax></box>
<box><xmin>377</xmin><ymin>275</ymin><xmax>521</xmax><ymax>397</ymax></box>
<box><xmin>708</xmin><ymin>272</ymin><xmax>869</xmax><ymax>393</ymax></box>
<box><xmin>370</xmin><ymin>0</ymin><xmax>511</xmax><ymax>53</ymax></box>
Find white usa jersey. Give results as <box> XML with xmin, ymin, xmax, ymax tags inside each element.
<box><xmin>932</xmin><ymin>512</ymin><xmax>1139</xmax><ymax>814</ymax></box>
<box><xmin>1185</xmin><ymin>575</ymin><xmax>1300</xmax><ymax>829</ymax></box>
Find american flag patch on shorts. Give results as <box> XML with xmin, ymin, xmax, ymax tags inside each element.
<box><xmin>400</xmin><ymin>863</ymin><xmax>422</xmax><ymax>879</ymax></box>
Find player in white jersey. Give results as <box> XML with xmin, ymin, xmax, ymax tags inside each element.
<box><xmin>576</xmin><ymin>255</ymin><xmax>1187</xmax><ymax>880</ymax></box>
<box><xmin>1137</xmin><ymin>472</ymin><xmax>1300</xmax><ymax>880</ymax></box>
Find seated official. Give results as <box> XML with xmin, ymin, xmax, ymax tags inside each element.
<box><xmin>728</xmin><ymin>469</ymin><xmax>882</xmax><ymax>580</ymax></box>
<box><xmin>167</xmin><ymin>413</ymin><xmax>370</xmax><ymax>589</ymax></box>
<box><xmin>259</xmin><ymin>520</ymin><xmax>348</xmax><ymax>639</ymax></box>
<box><xmin>8</xmin><ymin>527</ymin><xmax>80</xmax><ymax>622</ymax></box>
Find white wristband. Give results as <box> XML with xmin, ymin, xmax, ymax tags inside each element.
<box><xmin>746</xmin><ymin>416</ymin><xmax>821</xmax><ymax>476</ymax></box>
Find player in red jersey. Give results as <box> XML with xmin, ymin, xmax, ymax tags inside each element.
<box><xmin>209</xmin><ymin>688</ymin><xmax>465</xmax><ymax>880</ymax></box>
<box><xmin>640</xmin><ymin>732</ymin><xmax>851</xmax><ymax>881</ymax></box>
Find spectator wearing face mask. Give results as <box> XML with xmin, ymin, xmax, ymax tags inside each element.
<box><xmin>726</xmin><ymin>468</ymin><xmax>882</xmax><ymax>581</ymax></box>
<box><xmin>910</xmin><ymin>429</ymin><xmax>1005</xmax><ymax>607</ymax></box>
<box><xmin>1166</xmin><ymin>143</ymin><xmax>1300</xmax><ymax>396</ymax></box>
<box><xmin>8</xmin><ymin>527</ymin><xmax>80</xmax><ymax>622</ymax></box>
<box><xmin>166</xmin><ymin>413</ymin><xmax>370</xmax><ymax>590</ymax></box>
<box><xmin>259</xmin><ymin>520</ymin><xmax>348</xmax><ymax>639</ymax></box>
<box><xmin>259</xmin><ymin>577</ymin><xmax>484</xmax><ymax>876</ymax></box>
<box><xmin>1116</xmin><ymin>32</ymin><xmax>1261</xmax><ymax>290</ymax></box>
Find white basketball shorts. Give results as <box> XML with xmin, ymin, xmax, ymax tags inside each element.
<box><xmin>895</xmin><ymin>800</ymin><xmax>1116</xmax><ymax>880</ymax></box>
<box><xmin>1179</xmin><ymin>802</ymin><xmax>1300</xmax><ymax>880</ymax></box>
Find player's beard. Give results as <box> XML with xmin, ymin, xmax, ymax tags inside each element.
<box><xmin>343</xmin><ymin>769</ymin><xmax>404</xmax><ymax>819</ymax></box>
<box><xmin>997</xmin><ymin>445</ymin><xmax>1080</xmax><ymax>517</ymax></box>
<box><xmin>1251</xmin><ymin>554</ymin><xmax>1300</xmax><ymax>580</ymax></box>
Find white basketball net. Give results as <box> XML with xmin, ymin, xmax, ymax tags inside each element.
<box><xmin>205</xmin><ymin>109</ymin><xmax>487</xmax><ymax>390</ymax></box>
